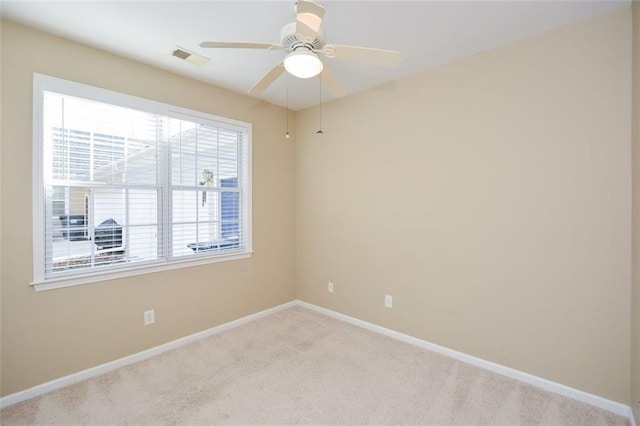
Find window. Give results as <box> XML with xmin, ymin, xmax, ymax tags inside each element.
<box><xmin>33</xmin><ymin>74</ymin><xmax>252</xmax><ymax>290</ymax></box>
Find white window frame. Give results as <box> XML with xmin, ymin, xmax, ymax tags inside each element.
<box><xmin>32</xmin><ymin>74</ymin><xmax>252</xmax><ymax>291</ymax></box>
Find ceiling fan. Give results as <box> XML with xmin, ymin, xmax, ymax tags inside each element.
<box><xmin>199</xmin><ymin>0</ymin><xmax>401</xmax><ymax>98</ymax></box>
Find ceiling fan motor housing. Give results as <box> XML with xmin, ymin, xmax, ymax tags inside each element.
<box><xmin>280</xmin><ymin>22</ymin><xmax>325</xmax><ymax>52</ymax></box>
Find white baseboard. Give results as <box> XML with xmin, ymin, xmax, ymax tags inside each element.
<box><xmin>296</xmin><ymin>301</ymin><xmax>633</xmax><ymax>420</ymax></box>
<box><xmin>1</xmin><ymin>298</ymin><xmax>634</xmax><ymax>426</ymax></box>
<box><xmin>0</xmin><ymin>300</ymin><xmax>298</xmax><ymax>409</ymax></box>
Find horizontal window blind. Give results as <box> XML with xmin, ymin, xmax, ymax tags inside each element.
<box><xmin>34</xmin><ymin>75</ymin><xmax>251</xmax><ymax>286</ymax></box>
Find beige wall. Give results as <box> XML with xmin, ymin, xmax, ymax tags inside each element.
<box><xmin>631</xmin><ymin>1</ymin><xmax>640</xmax><ymax>422</ymax></box>
<box><xmin>297</xmin><ymin>8</ymin><xmax>632</xmax><ymax>403</ymax></box>
<box><xmin>0</xmin><ymin>20</ymin><xmax>297</xmax><ymax>396</ymax></box>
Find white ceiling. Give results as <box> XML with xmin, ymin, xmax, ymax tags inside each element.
<box><xmin>1</xmin><ymin>0</ymin><xmax>628</xmax><ymax>111</ymax></box>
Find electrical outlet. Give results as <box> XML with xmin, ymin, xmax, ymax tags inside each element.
<box><xmin>328</xmin><ymin>282</ymin><xmax>334</xmax><ymax>293</ymax></box>
<box><xmin>385</xmin><ymin>295</ymin><xmax>393</xmax><ymax>308</ymax></box>
<box><xmin>144</xmin><ymin>309</ymin><xmax>155</xmax><ymax>325</ymax></box>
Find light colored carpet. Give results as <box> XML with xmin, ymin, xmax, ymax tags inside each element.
<box><xmin>0</xmin><ymin>306</ymin><xmax>630</xmax><ymax>425</ymax></box>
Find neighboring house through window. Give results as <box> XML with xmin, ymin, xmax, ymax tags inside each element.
<box><xmin>33</xmin><ymin>74</ymin><xmax>252</xmax><ymax>290</ymax></box>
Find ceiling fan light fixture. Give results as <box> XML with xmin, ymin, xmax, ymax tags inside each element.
<box><xmin>284</xmin><ymin>49</ymin><xmax>323</xmax><ymax>79</ymax></box>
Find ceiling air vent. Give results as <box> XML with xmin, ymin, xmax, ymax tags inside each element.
<box><xmin>171</xmin><ymin>46</ymin><xmax>210</xmax><ymax>66</ymax></box>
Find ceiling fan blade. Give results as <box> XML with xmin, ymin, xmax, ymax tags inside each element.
<box><xmin>296</xmin><ymin>0</ymin><xmax>325</xmax><ymax>39</ymax></box>
<box><xmin>249</xmin><ymin>62</ymin><xmax>286</xmax><ymax>95</ymax></box>
<box><xmin>324</xmin><ymin>44</ymin><xmax>402</xmax><ymax>67</ymax></box>
<box><xmin>200</xmin><ymin>41</ymin><xmax>282</xmax><ymax>50</ymax></box>
<box><xmin>317</xmin><ymin>66</ymin><xmax>346</xmax><ymax>98</ymax></box>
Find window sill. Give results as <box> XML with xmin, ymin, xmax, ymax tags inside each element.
<box><xmin>31</xmin><ymin>251</ymin><xmax>253</xmax><ymax>291</ymax></box>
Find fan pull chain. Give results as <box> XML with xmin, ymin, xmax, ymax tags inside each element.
<box><xmin>317</xmin><ymin>77</ymin><xmax>324</xmax><ymax>134</ymax></box>
<box><xmin>285</xmin><ymin>74</ymin><xmax>290</xmax><ymax>139</ymax></box>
